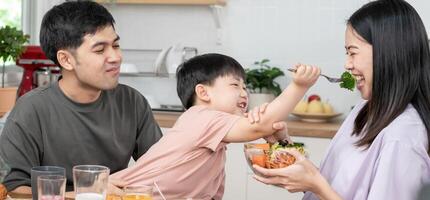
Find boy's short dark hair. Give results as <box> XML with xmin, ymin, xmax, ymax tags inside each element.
<box><xmin>176</xmin><ymin>53</ymin><xmax>246</xmax><ymax>109</ymax></box>
<box><xmin>40</xmin><ymin>0</ymin><xmax>115</xmax><ymax>65</ymax></box>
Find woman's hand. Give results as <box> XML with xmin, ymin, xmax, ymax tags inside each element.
<box><xmin>253</xmin><ymin>149</ymin><xmax>342</xmax><ymax>200</ymax></box>
<box><xmin>253</xmin><ymin>149</ymin><xmax>321</xmax><ymax>193</ymax></box>
<box><xmin>267</xmin><ymin>121</ymin><xmax>292</xmax><ymax>144</ymax></box>
<box><xmin>245</xmin><ymin>102</ymin><xmax>292</xmax><ymax>144</ymax></box>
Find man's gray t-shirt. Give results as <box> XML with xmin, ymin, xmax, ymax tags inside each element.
<box><xmin>0</xmin><ymin>82</ymin><xmax>162</xmax><ymax>191</ymax></box>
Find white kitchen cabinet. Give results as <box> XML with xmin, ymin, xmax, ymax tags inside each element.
<box><xmin>223</xmin><ymin>142</ymin><xmax>248</xmax><ymax>200</ymax></box>
<box><xmin>246</xmin><ymin>176</ymin><xmax>303</xmax><ymax>200</ymax></box>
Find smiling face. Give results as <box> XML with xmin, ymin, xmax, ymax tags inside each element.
<box><xmin>64</xmin><ymin>25</ymin><xmax>122</xmax><ymax>92</ymax></box>
<box><xmin>344</xmin><ymin>25</ymin><xmax>373</xmax><ymax>100</ymax></box>
<box><xmin>205</xmin><ymin>75</ymin><xmax>248</xmax><ymax>116</ymax></box>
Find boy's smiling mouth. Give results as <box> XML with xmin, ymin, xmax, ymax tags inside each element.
<box><xmin>237</xmin><ymin>102</ymin><xmax>247</xmax><ymax>112</ymax></box>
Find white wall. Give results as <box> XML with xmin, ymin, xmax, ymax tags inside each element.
<box><xmin>110</xmin><ymin>0</ymin><xmax>430</xmax><ymax>115</ymax></box>
<box><xmin>28</xmin><ymin>0</ymin><xmax>430</xmax><ymax>115</ymax></box>
<box><xmin>23</xmin><ymin>0</ymin><xmax>64</xmax><ymax>44</ymax></box>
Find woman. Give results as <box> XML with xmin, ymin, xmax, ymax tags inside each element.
<box><xmin>253</xmin><ymin>0</ymin><xmax>430</xmax><ymax>200</ymax></box>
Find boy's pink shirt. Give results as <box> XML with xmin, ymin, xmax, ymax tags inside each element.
<box><xmin>110</xmin><ymin>105</ymin><xmax>241</xmax><ymax>200</ymax></box>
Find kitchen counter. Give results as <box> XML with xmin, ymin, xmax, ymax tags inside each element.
<box><xmin>153</xmin><ymin>110</ymin><xmax>343</xmax><ymax>138</ymax></box>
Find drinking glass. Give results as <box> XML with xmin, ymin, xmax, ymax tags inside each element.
<box><xmin>123</xmin><ymin>185</ymin><xmax>153</xmax><ymax>200</ymax></box>
<box><xmin>37</xmin><ymin>175</ymin><xmax>66</xmax><ymax>200</ymax></box>
<box><xmin>31</xmin><ymin>166</ymin><xmax>66</xmax><ymax>200</ymax></box>
<box><xmin>73</xmin><ymin>165</ymin><xmax>109</xmax><ymax>200</ymax></box>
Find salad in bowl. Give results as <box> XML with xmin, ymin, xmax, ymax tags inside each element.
<box><xmin>244</xmin><ymin>142</ymin><xmax>305</xmax><ymax>173</ymax></box>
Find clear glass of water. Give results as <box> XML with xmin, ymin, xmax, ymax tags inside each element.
<box><xmin>73</xmin><ymin>165</ymin><xmax>109</xmax><ymax>200</ymax></box>
<box><xmin>37</xmin><ymin>175</ymin><xmax>66</xmax><ymax>200</ymax></box>
<box><xmin>31</xmin><ymin>166</ymin><xmax>66</xmax><ymax>200</ymax></box>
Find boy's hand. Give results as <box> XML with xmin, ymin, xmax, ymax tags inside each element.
<box><xmin>292</xmin><ymin>64</ymin><xmax>320</xmax><ymax>88</ymax></box>
<box><xmin>245</xmin><ymin>103</ymin><xmax>292</xmax><ymax>144</ymax></box>
<box><xmin>245</xmin><ymin>102</ymin><xmax>269</xmax><ymax>124</ymax></box>
<box><xmin>107</xmin><ymin>179</ymin><xmax>126</xmax><ymax>196</ymax></box>
<box><xmin>265</xmin><ymin>121</ymin><xmax>293</xmax><ymax>144</ymax></box>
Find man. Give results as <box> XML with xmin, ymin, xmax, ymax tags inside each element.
<box><xmin>0</xmin><ymin>0</ymin><xmax>162</xmax><ymax>194</ymax></box>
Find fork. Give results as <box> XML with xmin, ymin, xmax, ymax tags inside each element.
<box><xmin>287</xmin><ymin>68</ymin><xmax>342</xmax><ymax>83</ymax></box>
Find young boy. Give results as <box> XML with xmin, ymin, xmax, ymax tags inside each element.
<box><xmin>110</xmin><ymin>54</ymin><xmax>320</xmax><ymax>199</ymax></box>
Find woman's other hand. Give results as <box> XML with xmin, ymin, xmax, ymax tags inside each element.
<box><xmin>265</xmin><ymin>121</ymin><xmax>292</xmax><ymax>144</ymax></box>
<box><xmin>253</xmin><ymin>149</ymin><xmax>321</xmax><ymax>193</ymax></box>
<box><xmin>253</xmin><ymin>149</ymin><xmax>342</xmax><ymax>200</ymax></box>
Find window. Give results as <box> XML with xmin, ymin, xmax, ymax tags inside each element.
<box><xmin>0</xmin><ymin>0</ymin><xmax>22</xmax><ymax>66</ymax></box>
<box><xmin>0</xmin><ymin>0</ymin><xmax>22</xmax><ymax>29</ymax></box>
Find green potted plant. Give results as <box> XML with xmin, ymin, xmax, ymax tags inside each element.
<box><xmin>0</xmin><ymin>25</ymin><xmax>29</xmax><ymax>116</ymax></box>
<box><xmin>245</xmin><ymin>59</ymin><xmax>284</xmax><ymax>109</ymax></box>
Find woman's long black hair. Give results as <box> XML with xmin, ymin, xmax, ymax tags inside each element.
<box><xmin>348</xmin><ymin>0</ymin><xmax>430</xmax><ymax>153</ymax></box>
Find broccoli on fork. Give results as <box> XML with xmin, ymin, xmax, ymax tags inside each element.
<box><xmin>340</xmin><ymin>71</ymin><xmax>356</xmax><ymax>91</ymax></box>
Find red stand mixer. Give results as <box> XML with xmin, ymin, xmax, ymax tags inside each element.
<box><xmin>15</xmin><ymin>45</ymin><xmax>59</xmax><ymax>97</ymax></box>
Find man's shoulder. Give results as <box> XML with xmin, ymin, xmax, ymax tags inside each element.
<box><xmin>107</xmin><ymin>84</ymin><xmax>142</xmax><ymax>98</ymax></box>
<box><xmin>15</xmin><ymin>85</ymin><xmax>55</xmax><ymax>107</ymax></box>
<box><xmin>113</xmin><ymin>83</ymin><xmax>138</xmax><ymax>92</ymax></box>
<box><xmin>7</xmin><ymin>85</ymin><xmax>56</xmax><ymax>123</ymax></box>
<box><xmin>105</xmin><ymin>84</ymin><xmax>151</xmax><ymax>109</ymax></box>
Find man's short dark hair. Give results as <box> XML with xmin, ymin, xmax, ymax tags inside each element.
<box><xmin>40</xmin><ymin>0</ymin><xmax>115</xmax><ymax>65</ymax></box>
<box><xmin>176</xmin><ymin>53</ymin><xmax>246</xmax><ymax>109</ymax></box>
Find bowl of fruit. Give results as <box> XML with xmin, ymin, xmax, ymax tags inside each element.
<box><xmin>244</xmin><ymin>142</ymin><xmax>306</xmax><ymax>174</ymax></box>
<box><xmin>291</xmin><ymin>94</ymin><xmax>342</xmax><ymax>122</ymax></box>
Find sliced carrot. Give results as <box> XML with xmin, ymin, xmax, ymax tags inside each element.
<box><xmin>251</xmin><ymin>154</ymin><xmax>267</xmax><ymax>167</ymax></box>
<box><xmin>253</xmin><ymin>143</ymin><xmax>270</xmax><ymax>151</ymax></box>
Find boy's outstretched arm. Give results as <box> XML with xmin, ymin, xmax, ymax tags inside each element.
<box><xmin>244</xmin><ymin>102</ymin><xmax>292</xmax><ymax>144</ymax></box>
<box><xmin>224</xmin><ymin>64</ymin><xmax>320</xmax><ymax>143</ymax></box>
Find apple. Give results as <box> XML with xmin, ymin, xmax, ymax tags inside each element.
<box><xmin>308</xmin><ymin>94</ymin><xmax>321</xmax><ymax>102</ymax></box>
